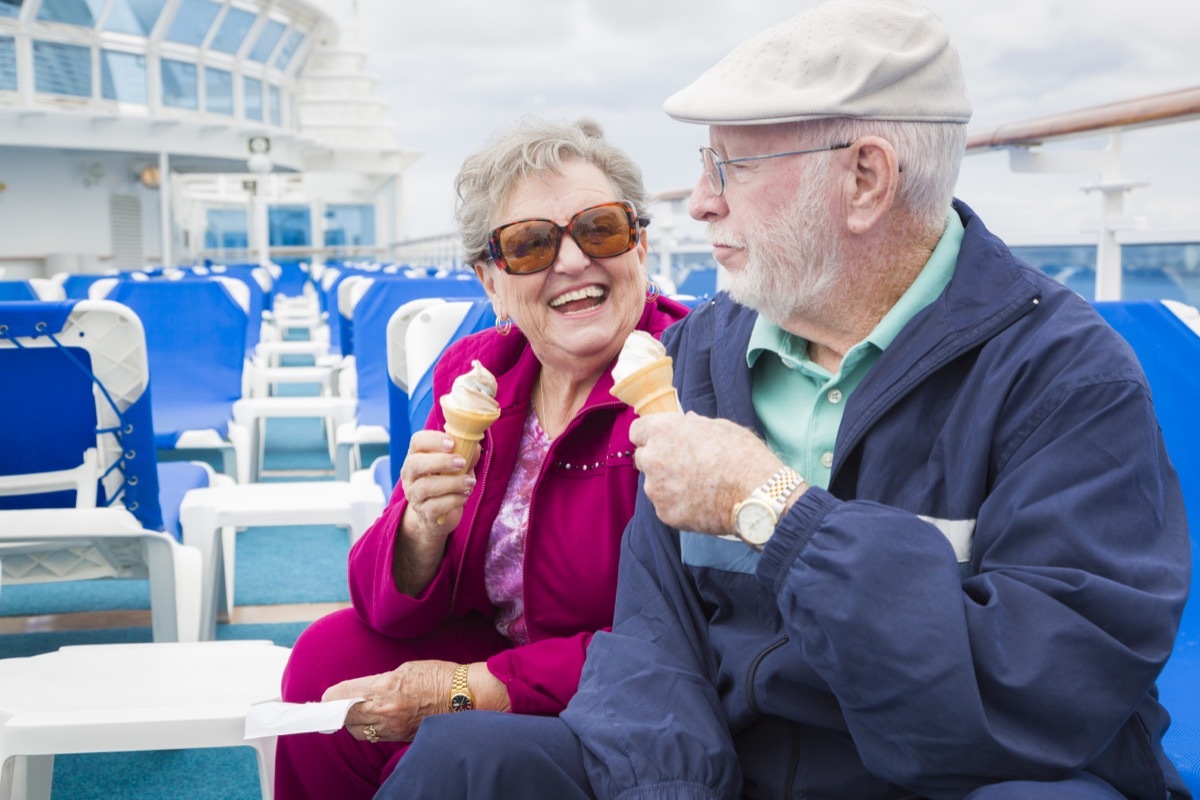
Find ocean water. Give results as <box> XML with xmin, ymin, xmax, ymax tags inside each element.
<box><xmin>654</xmin><ymin>242</ymin><xmax>1200</xmax><ymax>307</ymax></box>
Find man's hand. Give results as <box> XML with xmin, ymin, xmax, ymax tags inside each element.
<box><xmin>629</xmin><ymin>411</ymin><xmax>785</xmax><ymax>536</ymax></box>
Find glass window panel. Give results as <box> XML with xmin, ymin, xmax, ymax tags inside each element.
<box><xmin>164</xmin><ymin>0</ymin><xmax>220</xmax><ymax>46</ymax></box>
<box><xmin>247</xmin><ymin>19</ymin><xmax>284</xmax><ymax>63</ymax></box>
<box><xmin>0</xmin><ymin>2</ymin><xmax>23</xmax><ymax>21</ymax></box>
<box><xmin>269</xmin><ymin>206</ymin><xmax>311</xmax><ymax>247</ymax></box>
<box><xmin>209</xmin><ymin>6</ymin><xmax>255</xmax><ymax>54</ymax></box>
<box><xmin>324</xmin><ymin>205</ymin><xmax>376</xmax><ymax>247</ymax></box>
<box><xmin>206</xmin><ymin>208</ymin><xmax>248</xmax><ymax>250</ymax></box>
<box><xmin>243</xmin><ymin>74</ymin><xmax>261</xmax><ymax>120</ymax></box>
<box><xmin>161</xmin><ymin>57</ymin><xmax>197</xmax><ymax>109</ymax></box>
<box><xmin>268</xmin><ymin>83</ymin><xmax>280</xmax><ymax>126</ymax></box>
<box><xmin>273</xmin><ymin>30</ymin><xmax>303</xmax><ymax>70</ymax></box>
<box><xmin>205</xmin><ymin>66</ymin><xmax>232</xmax><ymax>115</ymax></box>
<box><xmin>37</xmin><ymin>0</ymin><xmax>105</xmax><ymax>27</ymax></box>
<box><xmin>101</xmin><ymin>50</ymin><xmax>146</xmax><ymax>103</ymax></box>
<box><xmin>105</xmin><ymin>0</ymin><xmax>167</xmax><ymax>35</ymax></box>
<box><xmin>0</xmin><ymin>37</ymin><xmax>16</xmax><ymax>91</ymax></box>
<box><xmin>33</xmin><ymin>40</ymin><xmax>91</xmax><ymax>97</ymax></box>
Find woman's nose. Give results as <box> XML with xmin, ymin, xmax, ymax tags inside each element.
<box><xmin>553</xmin><ymin>233</ymin><xmax>591</xmax><ymax>273</ymax></box>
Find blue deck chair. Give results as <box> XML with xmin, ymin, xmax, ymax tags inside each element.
<box><xmin>1095</xmin><ymin>300</ymin><xmax>1200</xmax><ymax>794</ymax></box>
<box><xmin>100</xmin><ymin>278</ymin><xmax>252</xmax><ymax>483</ymax></box>
<box><xmin>387</xmin><ymin>300</ymin><xmax>497</xmax><ymax>492</ymax></box>
<box><xmin>333</xmin><ymin>276</ymin><xmax>485</xmax><ymax>478</ymax></box>
<box><xmin>0</xmin><ymin>299</ymin><xmax>207</xmax><ymax>641</ymax></box>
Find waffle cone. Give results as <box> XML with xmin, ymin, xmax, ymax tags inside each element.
<box><xmin>440</xmin><ymin>398</ymin><xmax>500</xmax><ymax>473</ymax></box>
<box><xmin>610</xmin><ymin>356</ymin><xmax>681</xmax><ymax>415</ymax></box>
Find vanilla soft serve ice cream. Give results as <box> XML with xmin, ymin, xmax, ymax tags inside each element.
<box><xmin>610</xmin><ymin>331</ymin><xmax>681</xmax><ymax>415</ymax></box>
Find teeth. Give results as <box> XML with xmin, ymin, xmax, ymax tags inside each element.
<box><xmin>549</xmin><ymin>286</ymin><xmax>605</xmax><ymax>308</ymax></box>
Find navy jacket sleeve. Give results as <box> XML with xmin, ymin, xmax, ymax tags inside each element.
<box><xmin>561</xmin><ymin>490</ymin><xmax>742</xmax><ymax>800</ymax></box>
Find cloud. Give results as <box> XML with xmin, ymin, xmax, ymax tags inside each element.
<box><xmin>338</xmin><ymin>0</ymin><xmax>1200</xmax><ymax>244</ymax></box>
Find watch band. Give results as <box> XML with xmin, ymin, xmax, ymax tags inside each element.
<box><xmin>449</xmin><ymin>663</ymin><xmax>474</xmax><ymax>712</ymax></box>
<box><xmin>758</xmin><ymin>466</ymin><xmax>804</xmax><ymax>515</ymax></box>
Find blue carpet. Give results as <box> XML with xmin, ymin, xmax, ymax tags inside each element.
<box><xmin>0</xmin><ymin>524</ymin><xmax>350</xmax><ymax>616</ymax></box>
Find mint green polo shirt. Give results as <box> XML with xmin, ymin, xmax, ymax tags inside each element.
<box><xmin>748</xmin><ymin>213</ymin><xmax>964</xmax><ymax>490</ymax></box>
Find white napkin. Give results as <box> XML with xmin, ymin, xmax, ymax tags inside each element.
<box><xmin>244</xmin><ymin>697</ymin><xmax>365</xmax><ymax>739</ymax></box>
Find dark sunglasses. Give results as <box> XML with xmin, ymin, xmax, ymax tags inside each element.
<box><xmin>487</xmin><ymin>200</ymin><xmax>649</xmax><ymax>275</ymax></box>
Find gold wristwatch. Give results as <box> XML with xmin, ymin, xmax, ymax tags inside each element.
<box><xmin>449</xmin><ymin>663</ymin><xmax>474</xmax><ymax>712</ymax></box>
<box><xmin>732</xmin><ymin>466</ymin><xmax>804</xmax><ymax>549</ymax></box>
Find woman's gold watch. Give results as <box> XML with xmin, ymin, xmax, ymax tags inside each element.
<box><xmin>449</xmin><ymin>663</ymin><xmax>474</xmax><ymax>712</ymax></box>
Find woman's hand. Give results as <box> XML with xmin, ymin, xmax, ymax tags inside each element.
<box><xmin>328</xmin><ymin>660</ymin><xmax>511</xmax><ymax>743</ymax></box>
<box><xmin>391</xmin><ymin>430</ymin><xmax>481</xmax><ymax>594</ymax></box>
<box><xmin>399</xmin><ymin>430</ymin><xmax>479</xmax><ymax>541</ymax></box>
<box><xmin>327</xmin><ymin>660</ymin><xmax>457</xmax><ymax>743</ymax></box>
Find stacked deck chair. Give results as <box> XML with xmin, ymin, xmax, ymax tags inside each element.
<box><xmin>1094</xmin><ymin>299</ymin><xmax>1200</xmax><ymax>794</ymax></box>
<box><xmin>333</xmin><ymin>274</ymin><xmax>484</xmax><ymax>479</ymax></box>
<box><xmin>0</xmin><ymin>299</ymin><xmax>211</xmax><ymax>641</ymax></box>
<box><xmin>93</xmin><ymin>277</ymin><xmax>253</xmax><ymax>484</ymax></box>
<box><xmin>357</xmin><ymin>299</ymin><xmax>497</xmax><ymax>497</ymax></box>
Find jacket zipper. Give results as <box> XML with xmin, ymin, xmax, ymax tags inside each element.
<box><xmin>745</xmin><ymin>635</ymin><xmax>802</xmax><ymax>800</ymax></box>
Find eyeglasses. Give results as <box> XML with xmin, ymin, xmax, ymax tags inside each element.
<box><xmin>699</xmin><ymin>142</ymin><xmax>852</xmax><ymax>196</ymax></box>
<box><xmin>487</xmin><ymin>201</ymin><xmax>649</xmax><ymax>275</ymax></box>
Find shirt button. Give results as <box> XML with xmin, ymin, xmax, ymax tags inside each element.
<box><xmin>827</xmin><ymin>389</ymin><xmax>843</xmax><ymax>404</ymax></box>
<box><xmin>821</xmin><ymin>451</ymin><xmax>834</xmax><ymax>469</ymax></box>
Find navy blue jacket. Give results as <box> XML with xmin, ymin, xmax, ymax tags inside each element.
<box><xmin>561</xmin><ymin>202</ymin><xmax>1192</xmax><ymax>799</ymax></box>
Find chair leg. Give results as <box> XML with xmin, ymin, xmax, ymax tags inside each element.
<box><xmin>251</xmin><ymin>737</ymin><xmax>278</xmax><ymax>800</ymax></box>
<box><xmin>9</xmin><ymin>754</ymin><xmax>54</xmax><ymax>800</ymax></box>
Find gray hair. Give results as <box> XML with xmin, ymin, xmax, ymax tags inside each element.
<box><xmin>454</xmin><ymin>117</ymin><xmax>650</xmax><ymax>267</ymax></box>
<box><xmin>800</xmin><ymin>117</ymin><xmax>967</xmax><ymax>236</ymax></box>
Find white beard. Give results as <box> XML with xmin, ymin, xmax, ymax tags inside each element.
<box><xmin>713</xmin><ymin>187</ymin><xmax>845</xmax><ymax>327</ymax></box>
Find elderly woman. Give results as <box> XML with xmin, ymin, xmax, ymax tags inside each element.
<box><xmin>274</xmin><ymin>118</ymin><xmax>688</xmax><ymax>799</ymax></box>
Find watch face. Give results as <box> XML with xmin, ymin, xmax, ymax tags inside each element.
<box><xmin>735</xmin><ymin>499</ymin><xmax>777</xmax><ymax>547</ymax></box>
<box><xmin>449</xmin><ymin>693</ymin><xmax>473</xmax><ymax>712</ymax></box>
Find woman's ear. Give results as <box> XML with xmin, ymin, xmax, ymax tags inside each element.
<box><xmin>474</xmin><ymin>260</ymin><xmax>504</xmax><ymax>317</ymax></box>
<box><xmin>474</xmin><ymin>260</ymin><xmax>497</xmax><ymax>298</ymax></box>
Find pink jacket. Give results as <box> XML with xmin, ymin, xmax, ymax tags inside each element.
<box><xmin>348</xmin><ymin>296</ymin><xmax>689</xmax><ymax>715</ymax></box>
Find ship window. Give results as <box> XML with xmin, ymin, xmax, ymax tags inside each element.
<box><xmin>243</xmin><ymin>74</ymin><xmax>262</xmax><ymax>120</ymax></box>
<box><xmin>0</xmin><ymin>37</ymin><xmax>15</xmax><ymax>91</ymax></box>
<box><xmin>164</xmin><ymin>0</ymin><xmax>220</xmax><ymax>46</ymax></box>
<box><xmin>273</xmin><ymin>30</ymin><xmax>304</xmax><ymax>70</ymax></box>
<box><xmin>206</xmin><ymin>208</ymin><xmax>248</xmax><ymax>250</ymax></box>
<box><xmin>37</xmin><ymin>0</ymin><xmax>106</xmax><ymax>27</ymax></box>
<box><xmin>325</xmin><ymin>205</ymin><xmax>377</xmax><ymax>248</ymax></box>
<box><xmin>247</xmin><ymin>19</ymin><xmax>285</xmax><ymax>63</ymax></box>
<box><xmin>205</xmin><ymin>66</ymin><xmax>232</xmax><ymax>115</ymax></box>
<box><xmin>209</xmin><ymin>6</ymin><xmax>256</xmax><ymax>54</ymax></box>
<box><xmin>33</xmin><ymin>40</ymin><xmax>91</xmax><ymax>97</ymax></box>
<box><xmin>161</xmin><ymin>57</ymin><xmax>197</xmax><ymax>109</ymax></box>
<box><xmin>0</xmin><ymin>2</ymin><xmax>22</xmax><ymax>21</ymax></box>
<box><xmin>101</xmin><ymin>50</ymin><xmax>147</xmax><ymax>104</ymax></box>
<box><xmin>105</xmin><ymin>0</ymin><xmax>167</xmax><ymax>35</ymax></box>
<box><xmin>268</xmin><ymin>83</ymin><xmax>280</xmax><ymax>126</ymax></box>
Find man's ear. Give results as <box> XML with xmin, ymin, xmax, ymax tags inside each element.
<box><xmin>842</xmin><ymin>136</ymin><xmax>900</xmax><ymax>235</ymax></box>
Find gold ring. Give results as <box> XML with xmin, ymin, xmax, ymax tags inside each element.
<box><xmin>363</xmin><ymin>724</ymin><xmax>380</xmax><ymax>743</ymax></box>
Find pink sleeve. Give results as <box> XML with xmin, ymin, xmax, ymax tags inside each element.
<box><xmin>485</xmin><ymin>628</ymin><xmax>609</xmax><ymax>715</ymax></box>
<box><xmin>347</xmin><ymin>369</ymin><xmax>457</xmax><ymax>638</ymax></box>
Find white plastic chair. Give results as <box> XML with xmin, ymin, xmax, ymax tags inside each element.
<box><xmin>0</xmin><ymin>640</ymin><xmax>290</xmax><ymax>800</ymax></box>
<box><xmin>0</xmin><ymin>300</ymin><xmax>204</xmax><ymax>642</ymax></box>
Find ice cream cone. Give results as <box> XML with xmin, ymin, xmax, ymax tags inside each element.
<box><xmin>610</xmin><ymin>355</ymin><xmax>681</xmax><ymax>416</ymax></box>
<box><xmin>440</xmin><ymin>398</ymin><xmax>501</xmax><ymax>474</ymax></box>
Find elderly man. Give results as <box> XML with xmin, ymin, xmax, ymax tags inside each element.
<box><xmin>378</xmin><ymin>1</ymin><xmax>1191</xmax><ymax>797</ymax></box>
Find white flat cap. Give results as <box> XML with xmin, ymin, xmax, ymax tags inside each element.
<box><xmin>664</xmin><ymin>0</ymin><xmax>972</xmax><ymax>125</ymax></box>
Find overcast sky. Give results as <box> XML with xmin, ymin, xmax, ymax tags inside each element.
<box><xmin>339</xmin><ymin>0</ymin><xmax>1200</xmax><ymax>247</ymax></box>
